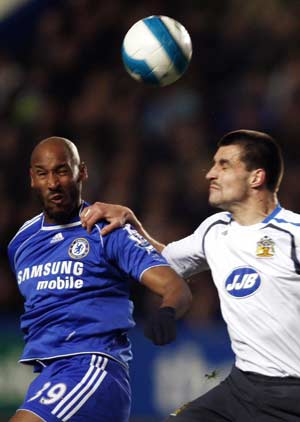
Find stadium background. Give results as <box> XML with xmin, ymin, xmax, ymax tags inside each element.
<box><xmin>1</xmin><ymin>0</ymin><xmax>300</xmax><ymax>420</ymax></box>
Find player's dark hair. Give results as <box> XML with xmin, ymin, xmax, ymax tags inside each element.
<box><xmin>218</xmin><ymin>129</ymin><xmax>284</xmax><ymax>193</ymax></box>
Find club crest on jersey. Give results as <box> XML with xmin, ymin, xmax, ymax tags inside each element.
<box><xmin>256</xmin><ymin>235</ymin><xmax>275</xmax><ymax>258</ymax></box>
<box><xmin>225</xmin><ymin>267</ymin><xmax>261</xmax><ymax>297</ymax></box>
<box><xmin>68</xmin><ymin>238</ymin><xmax>89</xmax><ymax>259</ymax></box>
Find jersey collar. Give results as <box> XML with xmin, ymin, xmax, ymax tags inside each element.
<box><xmin>41</xmin><ymin>201</ymin><xmax>87</xmax><ymax>230</ymax></box>
<box><xmin>228</xmin><ymin>204</ymin><xmax>282</xmax><ymax>227</ymax></box>
<box><xmin>262</xmin><ymin>204</ymin><xmax>282</xmax><ymax>223</ymax></box>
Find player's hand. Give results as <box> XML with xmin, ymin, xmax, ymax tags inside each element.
<box><xmin>81</xmin><ymin>202</ymin><xmax>137</xmax><ymax>235</ymax></box>
<box><xmin>144</xmin><ymin>307</ymin><xmax>176</xmax><ymax>345</ymax></box>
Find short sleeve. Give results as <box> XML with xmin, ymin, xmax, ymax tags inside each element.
<box><xmin>162</xmin><ymin>224</ymin><xmax>209</xmax><ymax>278</ymax></box>
<box><xmin>103</xmin><ymin>224</ymin><xmax>170</xmax><ymax>281</ymax></box>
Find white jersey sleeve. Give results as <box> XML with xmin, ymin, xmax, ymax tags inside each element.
<box><xmin>162</xmin><ymin>212</ymin><xmax>230</xmax><ymax>278</ymax></box>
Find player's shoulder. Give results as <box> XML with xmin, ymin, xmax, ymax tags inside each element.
<box><xmin>90</xmin><ymin>221</ymin><xmax>129</xmax><ymax>251</ymax></box>
<box><xmin>196</xmin><ymin>211</ymin><xmax>231</xmax><ymax>232</ymax></box>
<box><xmin>203</xmin><ymin>211</ymin><xmax>231</xmax><ymax>224</ymax></box>
<box><xmin>99</xmin><ymin>223</ymin><xmax>152</xmax><ymax>255</ymax></box>
<box><xmin>99</xmin><ymin>223</ymin><xmax>139</xmax><ymax>243</ymax></box>
<box><xmin>272</xmin><ymin>207</ymin><xmax>300</xmax><ymax>230</ymax></box>
<box><xmin>8</xmin><ymin>213</ymin><xmax>43</xmax><ymax>251</ymax></box>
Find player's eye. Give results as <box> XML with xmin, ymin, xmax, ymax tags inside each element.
<box><xmin>57</xmin><ymin>168</ymin><xmax>69</xmax><ymax>175</ymax></box>
<box><xmin>219</xmin><ymin>161</ymin><xmax>230</xmax><ymax>170</ymax></box>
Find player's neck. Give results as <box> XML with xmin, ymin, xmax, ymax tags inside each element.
<box><xmin>230</xmin><ymin>194</ymin><xmax>279</xmax><ymax>226</ymax></box>
<box><xmin>44</xmin><ymin>201</ymin><xmax>83</xmax><ymax>225</ymax></box>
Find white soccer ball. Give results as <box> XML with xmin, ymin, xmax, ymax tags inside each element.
<box><xmin>121</xmin><ymin>15</ymin><xmax>192</xmax><ymax>87</ymax></box>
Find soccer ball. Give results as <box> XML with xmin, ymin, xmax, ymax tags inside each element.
<box><xmin>121</xmin><ymin>15</ymin><xmax>192</xmax><ymax>87</ymax></box>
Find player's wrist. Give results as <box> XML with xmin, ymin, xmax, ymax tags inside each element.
<box><xmin>158</xmin><ymin>306</ymin><xmax>176</xmax><ymax>317</ymax></box>
<box><xmin>144</xmin><ymin>306</ymin><xmax>177</xmax><ymax>346</ymax></box>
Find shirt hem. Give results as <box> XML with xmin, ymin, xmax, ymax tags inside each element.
<box><xmin>19</xmin><ymin>351</ymin><xmax>128</xmax><ymax>370</ymax></box>
<box><xmin>139</xmin><ymin>264</ymin><xmax>171</xmax><ymax>281</ymax></box>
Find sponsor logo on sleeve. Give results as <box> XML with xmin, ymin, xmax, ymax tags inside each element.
<box><xmin>123</xmin><ymin>224</ymin><xmax>154</xmax><ymax>254</ymax></box>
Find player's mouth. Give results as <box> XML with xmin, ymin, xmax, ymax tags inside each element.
<box><xmin>209</xmin><ymin>183</ymin><xmax>220</xmax><ymax>191</ymax></box>
<box><xmin>48</xmin><ymin>193</ymin><xmax>65</xmax><ymax>205</ymax></box>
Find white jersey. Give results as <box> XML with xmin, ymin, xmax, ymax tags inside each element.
<box><xmin>163</xmin><ymin>205</ymin><xmax>300</xmax><ymax>377</ymax></box>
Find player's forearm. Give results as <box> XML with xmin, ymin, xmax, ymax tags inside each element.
<box><xmin>159</xmin><ymin>278</ymin><xmax>192</xmax><ymax>318</ymax></box>
<box><xmin>133</xmin><ymin>219</ymin><xmax>166</xmax><ymax>253</ymax></box>
<box><xmin>142</xmin><ymin>266</ymin><xmax>192</xmax><ymax>318</ymax></box>
<box><xmin>142</xmin><ymin>266</ymin><xmax>192</xmax><ymax>345</ymax></box>
<box><xmin>113</xmin><ymin>206</ymin><xmax>166</xmax><ymax>252</ymax></box>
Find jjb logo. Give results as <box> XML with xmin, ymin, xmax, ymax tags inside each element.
<box><xmin>225</xmin><ymin>267</ymin><xmax>261</xmax><ymax>298</ymax></box>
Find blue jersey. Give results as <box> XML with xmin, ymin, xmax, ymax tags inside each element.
<box><xmin>8</xmin><ymin>203</ymin><xmax>169</xmax><ymax>367</ymax></box>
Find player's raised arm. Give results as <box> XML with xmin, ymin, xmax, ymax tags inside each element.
<box><xmin>140</xmin><ymin>265</ymin><xmax>192</xmax><ymax>345</ymax></box>
<box><xmin>81</xmin><ymin>202</ymin><xmax>165</xmax><ymax>252</ymax></box>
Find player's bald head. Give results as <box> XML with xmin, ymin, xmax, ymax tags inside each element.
<box><xmin>30</xmin><ymin>136</ymin><xmax>88</xmax><ymax>224</ymax></box>
<box><xmin>30</xmin><ymin>137</ymin><xmax>80</xmax><ymax>167</ymax></box>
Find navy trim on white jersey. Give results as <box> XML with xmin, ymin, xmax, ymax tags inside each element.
<box><xmin>162</xmin><ymin>205</ymin><xmax>300</xmax><ymax>376</ymax></box>
<box><xmin>202</xmin><ymin>219</ymin><xmax>230</xmax><ymax>257</ymax></box>
<box><xmin>264</xmin><ymin>223</ymin><xmax>300</xmax><ymax>274</ymax></box>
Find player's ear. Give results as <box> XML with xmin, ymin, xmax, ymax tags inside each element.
<box><xmin>79</xmin><ymin>162</ymin><xmax>88</xmax><ymax>182</ymax></box>
<box><xmin>250</xmin><ymin>168</ymin><xmax>265</xmax><ymax>188</ymax></box>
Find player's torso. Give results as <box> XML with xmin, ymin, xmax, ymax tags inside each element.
<box><xmin>205</xmin><ymin>220</ymin><xmax>300</xmax><ymax>304</ymax></box>
<box><xmin>15</xmin><ymin>223</ymin><xmax>127</xmax><ymax>310</ymax></box>
<box><xmin>204</xmin><ymin>216</ymin><xmax>300</xmax><ymax>375</ymax></box>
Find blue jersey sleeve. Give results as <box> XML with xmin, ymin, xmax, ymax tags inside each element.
<box><xmin>102</xmin><ymin>224</ymin><xmax>170</xmax><ymax>281</ymax></box>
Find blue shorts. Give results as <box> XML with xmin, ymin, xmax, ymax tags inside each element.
<box><xmin>19</xmin><ymin>354</ymin><xmax>131</xmax><ymax>422</ymax></box>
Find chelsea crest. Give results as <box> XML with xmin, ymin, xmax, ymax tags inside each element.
<box><xmin>68</xmin><ymin>238</ymin><xmax>90</xmax><ymax>259</ymax></box>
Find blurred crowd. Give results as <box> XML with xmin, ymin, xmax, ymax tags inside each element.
<box><xmin>1</xmin><ymin>0</ymin><xmax>300</xmax><ymax>326</ymax></box>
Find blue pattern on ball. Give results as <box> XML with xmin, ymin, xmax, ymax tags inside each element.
<box><xmin>121</xmin><ymin>46</ymin><xmax>160</xmax><ymax>85</ymax></box>
<box><xmin>143</xmin><ymin>16</ymin><xmax>189</xmax><ymax>75</ymax></box>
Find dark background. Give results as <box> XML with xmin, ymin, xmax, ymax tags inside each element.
<box><xmin>1</xmin><ymin>0</ymin><xmax>300</xmax><ymax>419</ymax></box>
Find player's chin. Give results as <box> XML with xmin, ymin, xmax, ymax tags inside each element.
<box><xmin>208</xmin><ymin>196</ymin><xmax>224</xmax><ymax>209</ymax></box>
<box><xmin>45</xmin><ymin>203</ymin><xmax>72</xmax><ymax>223</ymax></box>
<box><xmin>208</xmin><ymin>194</ymin><xmax>219</xmax><ymax>206</ymax></box>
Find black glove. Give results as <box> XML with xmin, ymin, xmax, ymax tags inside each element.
<box><xmin>144</xmin><ymin>307</ymin><xmax>176</xmax><ymax>345</ymax></box>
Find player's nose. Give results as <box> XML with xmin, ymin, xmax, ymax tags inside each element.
<box><xmin>206</xmin><ymin>166</ymin><xmax>216</xmax><ymax>180</ymax></box>
<box><xmin>47</xmin><ymin>172</ymin><xmax>60</xmax><ymax>189</ymax></box>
